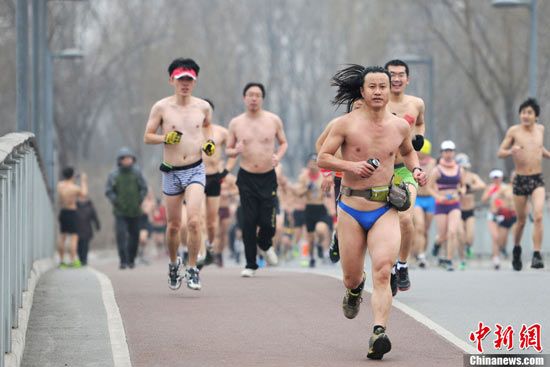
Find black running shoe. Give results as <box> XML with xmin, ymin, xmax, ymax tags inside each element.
<box><xmin>342</xmin><ymin>275</ymin><xmax>365</xmax><ymax>319</ymax></box>
<box><xmin>390</xmin><ymin>265</ymin><xmax>398</xmax><ymax>297</ymax></box>
<box><xmin>329</xmin><ymin>230</ymin><xmax>340</xmax><ymax>263</ymax></box>
<box><xmin>396</xmin><ymin>265</ymin><xmax>410</xmax><ymax>291</ymax></box>
<box><xmin>185</xmin><ymin>267</ymin><xmax>201</xmax><ymax>290</ymax></box>
<box><xmin>309</xmin><ymin>258</ymin><xmax>316</xmax><ymax>268</ymax></box>
<box><xmin>367</xmin><ymin>326</ymin><xmax>392</xmax><ymax>360</ymax></box>
<box><xmin>512</xmin><ymin>246</ymin><xmax>522</xmax><ymax>271</ymax></box>
<box><xmin>431</xmin><ymin>243</ymin><xmax>441</xmax><ymax>257</ymax></box>
<box><xmin>531</xmin><ymin>252</ymin><xmax>544</xmax><ymax>269</ymax></box>
<box><xmin>204</xmin><ymin>247</ymin><xmax>214</xmax><ymax>265</ymax></box>
<box><xmin>168</xmin><ymin>258</ymin><xmax>182</xmax><ymax>290</ymax></box>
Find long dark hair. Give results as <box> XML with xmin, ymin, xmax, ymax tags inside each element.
<box><xmin>331</xmin><ymin>65</ymin><xmax>390</xmax><ymax>112</ymax></box>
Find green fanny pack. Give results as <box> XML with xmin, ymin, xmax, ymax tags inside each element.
<box><xmin>340</xmin><ymin>179</ymin><xmax>411</xmax><ymax>211</ymax></box>
<box><xmin>340</xmin><ymin>185</ymin><xmax>389</xmax><ymax>202</ymax></box>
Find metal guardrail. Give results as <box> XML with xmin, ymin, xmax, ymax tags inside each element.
<box><xmin>0</xmin><ymin>132</ymin><xmax>54</xmax><ymax>367</ymax></box>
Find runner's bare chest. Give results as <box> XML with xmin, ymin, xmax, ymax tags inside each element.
<box><xmin>161</xmin><ymin>103</ymin><xmax>205</xmax><ymax>135</ymax></box>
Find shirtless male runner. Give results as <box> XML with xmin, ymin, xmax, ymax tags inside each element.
<box><xmin>318</xmin><ymin>65</ymin><xmax>427</xmax><ymax>360</ymax></box>
<box><xmin>455</xmin><ymin>153</ymin><xmax>486</xmax><ymax>262</ymax></box>
<box><xmin>144</xmin><ymin>58</ymin><xmax>214</xmax><ymax>290</ymax></box>
<box><xmin>498</xmin><ymin>98</ymin><xmax>549</xmax><ymax>270</ymax></box>
<box><xmin>57</xmin><ymin>167</ymin><xmax>88</xmax><ymax>267</ymax></box>
<box><xmin>385</xmin><ymin>59</ymin><xmax>426</xmax><ymax>294</ymax></box>
<box><xmin>294</xmin><ymin>154</ymin><xmax>334</xmax><ymax>267</ymax></box>
<box><xmin>200</xmin><ymin>98</ymin><xmax>235</xmax><ymax>267</ymax></box>
<box><xmin>226</xmin><ymin>82</ymin><xmax>288</xmax><ymax>277</ymax></box>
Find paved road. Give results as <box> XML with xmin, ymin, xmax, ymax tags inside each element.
<box><xmin>96</xmin><ymin>261</ymin><xmax>462</xmax><ymax>367</ymax></box>
<box><xmin>22</xmin><ymin>256</ymin><xmax>548</xmax><ymax>367</ymax></box>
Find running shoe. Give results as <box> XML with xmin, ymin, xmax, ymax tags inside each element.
<box><xmin>512</xmin><ymin>246</ymin><xmax>522</xmax><ymax>271</ymax></box>
<box><xmin>329</xmin><ymin>230</ymin><xmax>340</xmax><ymax>263</ymax></box>
<box><xmin>69</xmin><ymin>259</ymin><xmax>82</xmax><ymax>268</ymax></box>
<box><xmin>342</xmin><ymin>275</ymin><xmax>365</xmax><ymax>319</ymax></box>
<box><xmin>396</xmin><ymin>265</ymin><xmax>410</xmax><ymax>291</ymax></box>
<box><xmin>59</xmin><ymin>262</ymin><xmax>68</xmax><ymax>269</ymax></box>
<box><xmin>168</xmin><ymin>258</ymin><xmax>182</xmax><ymax>290</ymax></box>
<box><xmin>261</xmin><ymin>247</ymin><xmax>279</xmax><ymax>266</ymax></box>
<box><xmin>465</xmin><ymin>246</ymin><xmax>474</xmax><ymax>259</ymax></box>
<box><xmin>458</xmin><ymin>261</ymin><xmax>466</xmax><ymax>271</ymax></box>
<box><xmin>309</xmin><ymin>258</ymin><xmax>316</xmax><ymax>268</ymax></box>
<box><xmin>431</xmin><ymin>243</ymin><xmax>441</xmax><ymax>257</ymax></box>
<box><xmin>390</xmin><ymin>265</ymin><xmax>398</xmax><ymax>297</ymax></box>
<box><xmin>446</xmin><ymin>260</ymin><xmax>454</xmax><ymax>272</ymax></box>
<box><xmin>366</xmin><ymin>326</ymin><xmax>392</xmax><ymax>360</ymax></box>
<box><xmin>531</xmin><ymin>252</ymin><xmax>544</xmax><ymax>269</ymax></box>
<box><xmin>197</xmin><ymin>246</ymin><xmax>214</xmax><ymax>270</ymax></box>
<box><xmin>185</xmin><ymin>267</ymin><xmax>201</xmax><ymax>290</ymax></box>
<box><xmin>241</xmin><ymin>268</ymin><xmax>256</xmax><ymax>278</ymax></box>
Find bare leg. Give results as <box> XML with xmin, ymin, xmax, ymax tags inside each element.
<box><xmin>367</xmin><ymin>209</ymin><xmax>400</xmax><ymax>327</ymax></box>
<box><xmin>445</xmin><ymin>209</ymin><xmax>462</xmax><ymax>263</ymax></box>
<box><xmin>412</xmin><ymin>207</ymin><xmax>426</xmax><ymax>258</ymax></box>
<box><xmin>206</xmin><ymin>196</ymin><xmax>221</xmax><ymax>246</ymax></box>
<box><xmin>164</xmin><ymin>193</ymin><xmax>184</xmax><ymax>263</ymax></box>
<box><xmin>531</xmin><ymin>187</ymin><xmax>545</xmax><ymax>252</ymax></box>
<box><xmin>398</xmin><ymin>186</ymin><xmax>417</xmax><ymax>262</ymax></box>
<box><xmin>58</xmin><ymin>234</ymin><xmax>66</xmax><ymax>263</ymax></box>
<box><xmin>185</xmin><ymin>184</ymin><xmax>205</xmax><ymax>267</ymax></box>
<box><xmin>337</xmin><ymin>208</ymin><xmax>368</xmax><ymax>291</ymax></box>
<box><xmin>69</xmin><ymin>234</ymin><xmax>78</xmax><ymax>262</ymax></box>
<box><xmin>513</xmin><ymin>195</ymin><xmax>529</xmax><ymax>246</ymax></box>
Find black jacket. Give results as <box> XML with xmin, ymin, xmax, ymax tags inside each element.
<box><xmin>76</xmin><ymin>200</ymin><xmax>100</xmax><ymax>241</ymax></box>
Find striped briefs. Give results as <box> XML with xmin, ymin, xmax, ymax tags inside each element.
<box><xmin>161</xmin><ymin>160</ymin><xmax>206</xmax><ymax>196</ymax></box>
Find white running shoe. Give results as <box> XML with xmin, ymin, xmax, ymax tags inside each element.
<box><xmin>261</xmin><ymin>247</ymin><xmax>279</xmax><ymax>266</ymax></box>
<box><xmin>241</xmin><ymin>268</ymin><xmax>256</xmax><ymax>278</ymax></box>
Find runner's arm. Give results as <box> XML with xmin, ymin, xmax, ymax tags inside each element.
<box><xmin>143</xmin><ymin>103</ymin><xmax>165</xmax><ymax>144</ymax></box>
<box><xmin>497</xmin><ymin>128</ymin><xmax>515</xmax><ymax>158</ymax></box>
<box><xmin>274</xmin><ymin>117</ymin><xmax>288</xmax><ymax>162</ymax></box>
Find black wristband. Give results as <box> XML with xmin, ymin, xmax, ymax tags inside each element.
<box><xmin>412</xmin><ymin>167</ymin><xmax>423</xmax><ymax>174</ymax></box>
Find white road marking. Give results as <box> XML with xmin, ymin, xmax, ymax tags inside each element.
<box><xmin>90</xmin><ymin>268</ymin><xmax>133</xmax><ymax>367</ymax></box>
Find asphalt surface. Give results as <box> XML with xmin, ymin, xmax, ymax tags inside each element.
<box><xmin>21</xmin><ymin>268</ymin><xmax>114</xmax><ymax>367</ymax></box>
<box><xmin>96</xmin><ymin>261</ymin><xmax>462</xmax><ymax>367</ymax></box>
<box><xmin>22</xmin><ymin>255</ymin><xmax>549</xmax><ymax>367</ymax></box>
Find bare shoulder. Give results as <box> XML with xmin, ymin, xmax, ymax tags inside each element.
<box><xmin>192</xmin><ymin>96</ymin><xmax>210</xmax><ymax>110</ymax></box>
<box><xmin>264</xmin><ymin>110</ymin><xmax>283</xmax><ymax>125</ymax></box>
<box><xmin>507</xmin><ymin>124</ymin><xmax>520</xmax><ymax>136</ymax></box>
<box><xmin>537</xmin><ymin>124</ymin><xmax>545</xmax><ymax>133</ymax></box>
<box><xmin>330</xmin><ymin>114</ymin><xmax>350</xmax><ymax>133</ymax></box>
<box><xmin>388</xmin><ymin>113</ymin><xmax>409</xmax><ymax>134</ymax></box>
<box><xmin>228</xmin><ymin>113</ymin><xmax>247</xmax><ymax>129</ymax></box>
<box><xmin>155</xmin><ymin>96</ymin><xmax>173</xmax><ymax>109</ymax></box>
<box><xmin>403</xmin><ymin>94</ymin><xmax>424</xmax><ymax>109</ymax></box>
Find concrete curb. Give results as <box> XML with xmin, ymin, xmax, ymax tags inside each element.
<box><xmin>4</xmin><ymin>257</ymin><xmax>55</xmax><ymax>367</ymax></box>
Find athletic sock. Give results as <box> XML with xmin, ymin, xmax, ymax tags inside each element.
<box><xmin>396</xmin><ymin>261</ymin><xmax>407</xmax><ymax>270</ymax></box>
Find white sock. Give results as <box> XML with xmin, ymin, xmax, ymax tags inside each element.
<box><xmin>396</xmin><ymin>261</ymin><xmax>408</xmax><ymax>270</ymax></box>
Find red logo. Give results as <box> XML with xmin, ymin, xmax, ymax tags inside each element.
<box><xmin>469</xmin><ymin>322</ymin><xmax>543</xmax><ymax>353</ymax></box>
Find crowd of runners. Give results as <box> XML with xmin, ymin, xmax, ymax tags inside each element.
<box><xmin>56</xmin><ymin>56</ymin><xmax>549</xmax><ymax>360</ymax></box>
